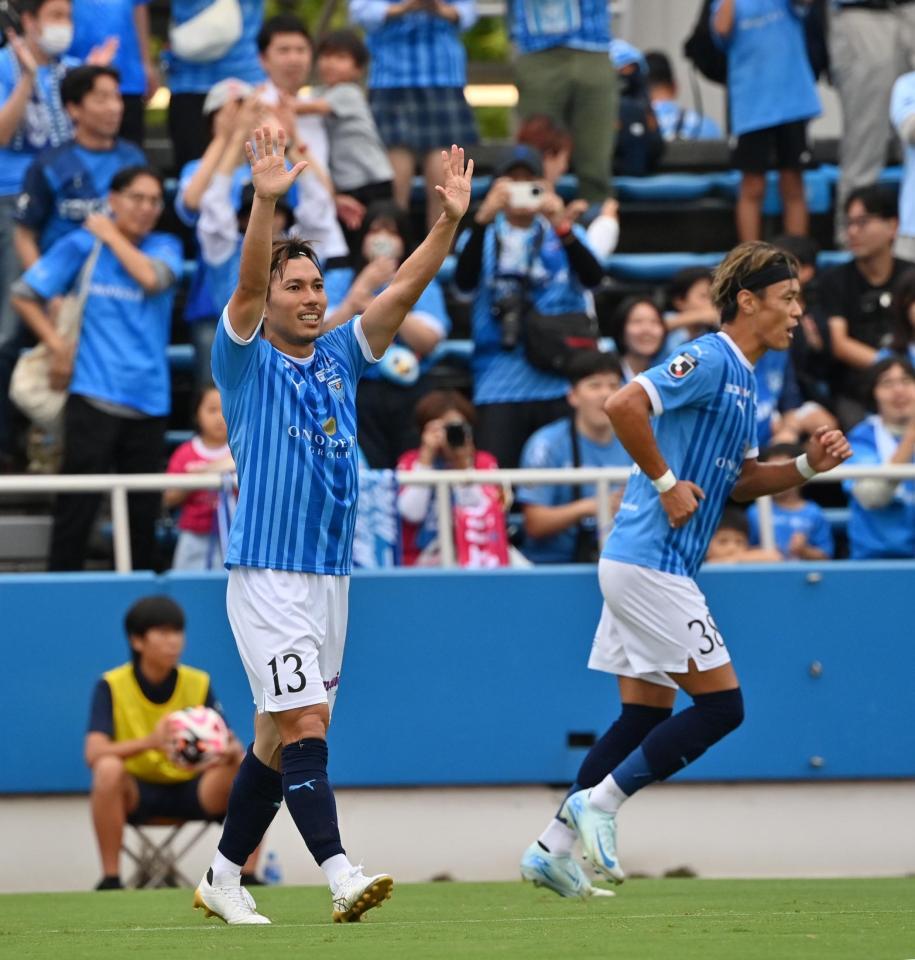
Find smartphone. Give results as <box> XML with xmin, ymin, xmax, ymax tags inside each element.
<box><xmin>445</xmin><ymin>421</ymin><xmax>470</xmax><ymax>448</ymax></box>
<box><xmin>507</xmin><ymin>181</ymin><xmax>544</xmax><ymax>212</ymax></box>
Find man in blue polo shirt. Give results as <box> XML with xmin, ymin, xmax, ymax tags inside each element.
<box><xmin>519</xmin><ymin>351</ymin><xmax>631</xmax><ymax>564</ymax></box>
<box><xmin>11</xmin><ymin>166</ymin><xmax>181</xmax><ymax>570</ymax></box>
<box><xmin>14</xmin><ymin>64</ymin><xmax>145</xmax><ymax>266</ymax></box>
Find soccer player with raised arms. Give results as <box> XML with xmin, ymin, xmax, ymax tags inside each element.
<box><xmin>521</xmin><ymin>242</ymin><xmax>853</xmax><ymax>897</ymax></box>
<box><xmin>193</xmin><ymin>126</ymin><xmax>472</xmax><ymax>924</ymax></box>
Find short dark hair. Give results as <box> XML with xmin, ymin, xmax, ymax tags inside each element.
<box><xmin>761</xmin><ymin>442</ymin><xmax>803</xmax><ymax>462</ymax></box>
<box><xmin>110</xmin><ymin>165</ymin><xmax>163</xmax><ymax>194</ymax></box>
<box><xmin>869</xmin><ymin>356</ymin><xmax>915</xmax><ymax>407</ymax></box>
<box><xmin>844</xmin><ymin>184</ymin><xmax>898</xmax><ymax>220</ymax></box>
<box><xmin>566</xmin><ymin>350</ymin><xmax>623</xmax><ymax>385</ymax></box>
<box><xmin>772</xmin><ymin>234</ymin><xmax>819</xmax><ymax>268</ymax></box>
<box><xmin>644</xmin><ymin>50</ymin><xmax>675</xmax><ymax>88</ymax></box>
<box><xmin>257</xmin><ymin>14</ymin><xmax>311</xmax><ymax>54</ymax></box>
<box><xmin>717</xmin><ymin>506</ymin><xmax>749</xmax><ymax>538</ymax></box>
<box><xmin>125</xmin><ymin>596</ymin><xmax>185</xmax><ymax>641</ymax></box>
<box><xmin>269</xmin><ymin>237</ymin><xmax>323</xmax><ymax>294</ymax></box>
<box><xmin>668</xmin><ymin>267</ymin><xmax>712</xmax><ymax>307</ymax></box>
<box><xmin>890</xmin><ymin>269</ymin><xmax>915</xmax><ymax>354</ymax></box>
<box><xmin>19</xmin><ymin>0</ymin><xmax>61</xmax><ymax>17</ymax></box>
<box><xmin>61</xmin><ymin>65</ymin><xmax>121</xmax><ymax>108</ymax></box>
<box><xmin>316</xmin><ymin>29</ymin><xmax>369</xmax><ymax>69</ymax></box>
<box><xmin>414</xmin><ymin>389</ymin><xmax>476</xmax><ymax>430</ymax></box>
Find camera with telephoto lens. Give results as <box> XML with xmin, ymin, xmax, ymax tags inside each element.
<box><xmin>491</xmin><ymin>275</ymin><xmax>527</xmax><ymax>351</ymax></box>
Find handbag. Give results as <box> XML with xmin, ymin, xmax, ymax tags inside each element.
<box><xmin>523</xmin><ymin>308</ymin><xmax>601</xmax><ymax>377</ymax></box>
<box><xmin>9</xmin><ymin>240</ymin><xmax>102</xmax><ymax>427</ymax></box>
<box><xmin>169</xmin><ymin>0</ymin><xmax>243</xmax><ymax>63</ymax></box>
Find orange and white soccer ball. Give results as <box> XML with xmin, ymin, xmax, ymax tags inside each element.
<box><xmin>165</xmin><ymin>706</ymin><xmax>230</xmax><ymax>770</ymax></box>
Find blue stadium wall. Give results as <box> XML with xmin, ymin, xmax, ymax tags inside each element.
<box><xmin>1</xmin><ymin>563</ymin><xmax>912</xmax><ymax>794</ymax></box>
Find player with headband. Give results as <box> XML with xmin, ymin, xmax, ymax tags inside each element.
<box><xmin>521</xmin><ymin>241</ymin><xmax>852</xmax><ymax>898</ymax></box>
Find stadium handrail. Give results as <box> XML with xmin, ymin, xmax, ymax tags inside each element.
<box><xmin>1</xmin><ymin>464</ymin><xmax>912</xmax><ymax>571</ymax></box>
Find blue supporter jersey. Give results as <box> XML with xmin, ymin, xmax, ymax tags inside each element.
<box><xmin>15</xmin><ymin>139</ymin><xmax>147</xmax><ymax>252</ymax></box>
<box><xmin>509</xmin><ymin>0</ymin><xmax>610</xmax><ymax>54</ymax></box>
<box><xmin>652</xmin><ymin>99</ymin><xmax>722</xmax><ymax>141</ymax></box>
<box><xmin>21</xmin><ymin>227</ymin><xmax>183</xmax><ymax>415</ymax></box>
<box><xmin>753</xmin><ymin>348</ymin><xmax>802</xmax><ymax>450</ymax></box>
<box><xmin>844</xmin><ymin>415</ymin><xmax>915</xmax><ymax>559</ymax></box>
<box><xmin>711</xmin><ymin>0</ymin><xmax>820</xmax><ymax>136</ymax></box>
<box><xmin>460</xmin><ymin>215</ymin><xmax>595</xmax><ymax>405</ymax></box>
<box><xmin>163</xmin><ymin>0</ymin><xmax>264</xmax><ymax>93</ymax></box>
<box><xmin>0</xmin><ymin>50</ymin><xmax>77</xmax><ymax>197</ymax></box>
<box><xmin>212</xmin><ymin>310</ymin><xmax>377</xmax><ymax>574</ymax></box>
<box><xmin>517</xmin><ymin>416</ymin><xmax>632</xmax><ymax>564</ymax></box>
<box><xmin>747</xmin><ymin>499</ymin><xmax>834</xmax><ymax>558</ymax></box>
<box><xmin>324</xmin><ymin>267</ymin><xmax>450</xmax><ymax>382</ymax></box>
<box><xmin>350</xmin><ymin>0</ymin><xmax>476</xmax><ymax>88</ymax></box>
<box><xmin>891</xmin><ymin>71</ymin><xmax>915</xmax><ymax>239</ymax></box>
<box><xmin>69</xmin><ymin>0</ymin><xmax>149</xmax><ymax>96</ymax></box>
<box><xmin>604</xmin><ymin>332</ymin><xmax>759</xmax><ymax>578</ymax></box>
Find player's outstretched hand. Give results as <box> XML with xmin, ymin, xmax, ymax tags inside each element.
<box><xmin>246</xmin><ymin>125</ymin><xmax>308</xmax><ymax>202</ymax></box>
<box><xmin>806</xmin><ymin>425</ymin><xmax>852</xmax><ymax>473</ymax></box>
<box><xmin>659</xmin><ymin>480</ymin><xmax>705</xmax><ymax>529</ymax></box>
<box><xmin>435</xmin><ymin>144</ymin><xmax>474</xmax><ymax>223</ymax></box>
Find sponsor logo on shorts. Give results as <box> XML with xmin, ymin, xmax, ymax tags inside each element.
<box><xmin>323</xmin><ymin>673</ymin><xmax>340</xmax><ymax>692</ymax></box>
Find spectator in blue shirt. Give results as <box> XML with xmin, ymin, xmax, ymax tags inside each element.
<box><xmin>165</xmin><ymin>0</ymin><xmax>265</xmax><ymax>172</ymax></box>
<box><xmin>518</xmin><ymin>351</ymin><xmax>631</xmax><ymax>564</ymax></box>
<box><xmin>747</xmin><ymin>442</ymin><xmax>834</xmax><ymax>559</ymax></box>
<box><xmin>663</xmin><ymin>267</ymin><xmax>719</xmax><ymax>353</ymax></box>
<box><xmin>452</xmin><ymin>145</ymin><xmax>604</xmax><ymax>468</ymax></box>
<box><xmin>0</xmin><ymin>0</ymin><xmax>79</xmax><ymax>467</ymax></box>
<box><xmin>350</xmin><ymin>0</ymin><xmax>478</xmax><ymax>230</ymax></box>
<box><xmin>510</xmin><ymin>0</ymin><xmax>616</xmax><ymax>205</ymax></box>
<box><xmin>712</xmin><ymin>0</ymin><xmax>821</xmax><ymax>242</ymax></box>
<box><xmin>11</xmin><ymin>166</ymin><xmax>182</xmax><ymax>570</ymax></box>
<box><xmin>15</xmin><ymin>65</ymin><xmax>145</xmax><ymax>266</ymax></box>
<box><xmin>69</xmin><ymin>0</ymin><xmax>158</xmax><ymax>144</ymax></box>
<box><xmin>891</xmin><ymin>69</ymin><xmax>915</xmax><ymax>264</ymax></box>
<box><xmin>644</xmin><ymin>50</ymin><xmax>722</xmax><ymax>142</ymax></box>
<box><xmin>324</xmin><ymin>201</ymin><xmax>449</xmax><ymax>468</ymax></box>
<box><xmin>845</xmin><ymin>357</ymin><xmax>915</xmax><ymax>559</ymax></box>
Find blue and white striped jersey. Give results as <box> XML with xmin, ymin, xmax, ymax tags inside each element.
<box><xmin>604</xmin><ymin>332</ymin><xmax>759</xmax><ymax>578</ymax></box>
<box><xmin>211</xmin><ymin>310</ymin><xmax>377</xmax><ymax>575</ymax></box>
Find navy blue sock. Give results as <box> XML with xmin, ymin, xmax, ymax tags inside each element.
<box><xmin>611</xmin><ymin>688</ymin><xmax>745</xmax><ymax>798</ymax></box>
<box><xmin>280</xmin><ymin>738</ymin><xmax>345</xmax><ymax>866</ymax></box>
<box><xmin>573</xmin><ymin>703</ymin><xmax>673</xmax><ymax>792</ymax></box>
<box><xmin>218</xmin><ymin>745</ymin><xmax>283</xmax><ymax>866</ymax></box>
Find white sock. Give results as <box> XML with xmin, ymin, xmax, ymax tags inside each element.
<box><xmin>589</xmin><ymin>775</ymin><xmax>628</xmax><ymax>814</ymax></box>
<box><xmin>321</xmin><ymin>853</ymin><xmax>354</xmax><ymax>889</ymax></box>
<box><xmin>210</xmin><ymin>850</ymin><xmax>243</xmax><ymax>886</ymax></box>
<box><xmin>538</xmin><ymin>817</ymin><xmax>576</xmax><ymax>856</ymax></box>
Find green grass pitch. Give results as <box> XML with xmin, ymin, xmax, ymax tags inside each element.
<box><xmin>1</xmin><ymin>878</ymin><xmax>913</xmax><ymax>960</ymax></box>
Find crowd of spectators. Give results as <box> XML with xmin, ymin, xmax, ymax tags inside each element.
<box><xmin>0</xmin><ymin>0</ymin><xmax>913</xmax><ymax>570</ymax></box>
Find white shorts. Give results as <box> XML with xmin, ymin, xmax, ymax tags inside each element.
<box><xmin>226</xmin><ymin>567</ymin><xmax>349</xmax><ymax>715</ymax></box>
<box><xmin>588</xmin><ymin>559</ymin><xmax>731</xmax><ymax>689</ymax></box>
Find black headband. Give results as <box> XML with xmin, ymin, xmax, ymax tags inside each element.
<box><xmin>739</xmin><ymin>260</ymin><xmax>797</xmax><ymax>293</ymax></box>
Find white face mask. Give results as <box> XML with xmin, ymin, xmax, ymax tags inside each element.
<box><xmin>365</xmin><ymin>232</ymin><xmax>401</xmax><ymax>261</ymax></box>
<box><xmin>38</xmin><ymin>23</ymin><xmax>73</xmax><ymax>56</ymax></box>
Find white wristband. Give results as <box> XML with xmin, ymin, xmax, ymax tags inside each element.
<box><xmin>795</xmin><ymin>454</ymin><xmax>817</xmax><ymax>481</ymax></box>
<box><xmin>651</xmin><ymin>469</ymin><xmax>677</xmax><ymax>493</ymax></box>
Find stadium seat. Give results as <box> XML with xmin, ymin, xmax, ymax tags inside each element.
<box><xmin>123</xmin><ymin>817</ymin><xmax>221</xmax><ymax>889</ymax></box>
<box><xmin>605</xmin><ymin>252</ymin><xmax>723</xmax><ymax>281</ymax></box>
<box><xmin>613</xmin><ymin>173</ymin><xmax>725</xmax><ymax>202</ymax></box>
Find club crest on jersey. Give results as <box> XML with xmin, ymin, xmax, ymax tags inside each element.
<box><xmin>322</xmin><ymin>416</ymin><xmax>337</xmax><ymax>436</ymax></box>
<box><xmin>669</xmin><ymin>353</ymin><xmax>698</xmax><ymax>379</ymax></box>
<box><xmin>327</xmin><ymin>374</ymin><xmax>344</xmax><ymax>400</ymax></box>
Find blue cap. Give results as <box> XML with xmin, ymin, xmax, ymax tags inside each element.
<box><xmin>494</xmin><ymin>144</ymin><xmax>544</xmax><ymax>178</ymax></box>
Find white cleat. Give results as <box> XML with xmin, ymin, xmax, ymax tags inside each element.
<box><xmin>331</xmin><ymin>866</ymin><xmax>394</xmax><ymax>923</ymax></box>
<box><xmin>193</xmin><ymin>873</ymin><xmax>272</xmax><ymax>925</ymax></box>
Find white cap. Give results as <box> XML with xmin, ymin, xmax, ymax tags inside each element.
<box><xmin>202</xmin><ymin>78</ymin><xmax>255</xmax><ymax>115</ymax></box>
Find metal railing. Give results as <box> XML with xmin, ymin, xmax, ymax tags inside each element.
<box><xmin>1</xmin><ymin>464</ymin><xmax>914</xmax><ymax>571</ymax></box>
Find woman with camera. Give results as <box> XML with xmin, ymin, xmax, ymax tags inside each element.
<box><xmin>325</xmin><ymin>200</ymin><xmax>449</xmax><ymax>468</ymax></box>
<box><xmin>453</xmin><ymin>144</ymin><xmax>604</xmax><ymax>469</ymax></box>
<box><xmin>396</xmin><ymin>389</ymin><xmax>510</xmax><ymax>568</ymax></box>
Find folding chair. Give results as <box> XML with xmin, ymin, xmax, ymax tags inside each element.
<box><xmin>123</xmin><ymin>817</ymin><xmax>222</xmax><ymax>889</ymax></box>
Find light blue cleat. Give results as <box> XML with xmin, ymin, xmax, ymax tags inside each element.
<box><xmin>520</xmin><ymin>842</ymin><xmax>615</xmax><ymax>899</ymax></box>
<box><xmin>562</xmin><ymin>790</ymin><xmax>626</xmax><ymax>883</ymax></box>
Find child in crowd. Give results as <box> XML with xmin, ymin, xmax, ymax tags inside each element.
<box><xmin>165</xmin><ymin>386</ymin><xmax>235</xmax><ymax>571</ymax></box>
<box><xmin>705</xmin><ymin>507</ymin><xmax>782</xmax><ymax>564</ymax></box>
<box><xmin>746</xmin><ymin>443</ymin><xmax>834</xmax><ymax>560</ymax></box>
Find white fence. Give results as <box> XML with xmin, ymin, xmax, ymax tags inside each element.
<box><xmin>1</xmin><ymin>464</ymin><xmax>914</xmax><ymax>571</ymax></box>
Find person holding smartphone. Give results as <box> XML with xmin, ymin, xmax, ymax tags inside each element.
<box><xmin>453</xmin><ymin>144</ymin><xmax>604</xmax><ymax>469</ymax></box>
<box><xmin>396</xmin><ymin>388</ymin><xmax>507</xmax><ymax>566</ymax></box>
